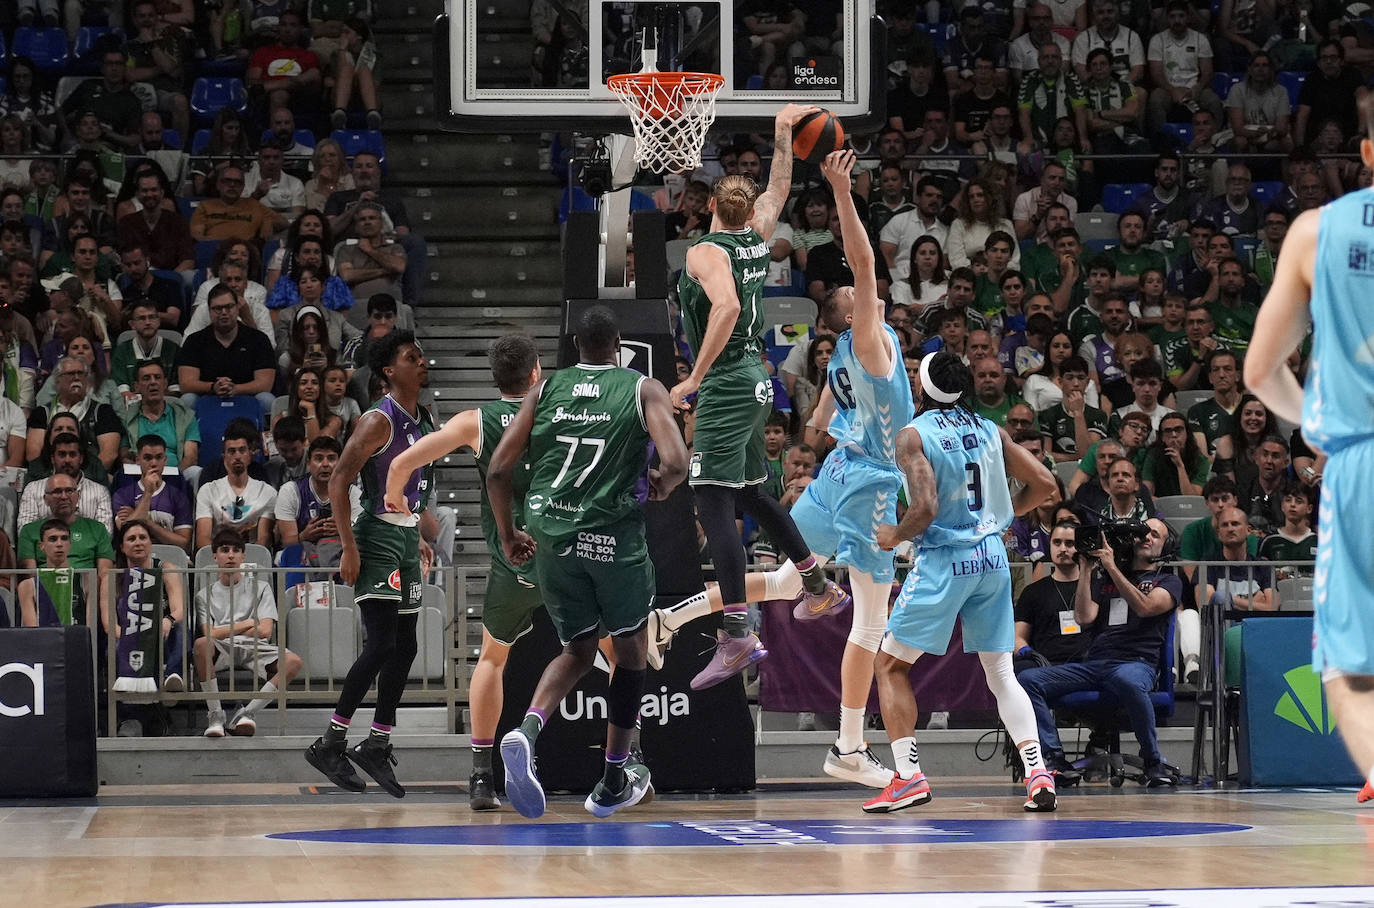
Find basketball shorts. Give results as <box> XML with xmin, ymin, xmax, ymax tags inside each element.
<box><xmin>1312</xmin><ymin>443</ymin><xmax>1374</xmax><ymax>676</ymax></box>
<box><xmin>353</xmin><ymin>513</ymin><xmax>423</xmax><ymax>615</ymax></box>
<box><xmin>531</xmin><ymin>512</ymin><xmax>655</xmax><ymax>645</ymax></box>
<box><xmin>790</xmin><ymin>449</ymin><xmax>902</xmax><ymax>583</ymax></box>
<box><xmin>212</xmin><ymin>635</ymin><xmax>292</xmax><ymax>680</ymax></box>
<box><xmin>484</xmin><ymin>559</ymin><xmax>544</xmax><ymax>646</ymax></box>
<box><xmin>886</xmin><ymin>534</ymin><xmax>1014</xmax><ymax>656</ymax></box>
<box><xmin>689</xmin><ymin>358</ymin><xmax>772</xmax><ymax>488</ymax></box>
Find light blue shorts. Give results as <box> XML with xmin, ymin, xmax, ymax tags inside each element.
<box><xmin>790</xmin><ymin>449</ymin><xmax>902</xmax><ymax>583</ymax></box>
<box><xmin>886</xmin><ymin>535</ymin><xmax>1014</xmax><ymax>656</ymax></box>
<box><xmin>1313</xmin><ymin>443</ymin><xmax>1374</xmax><ymax>676</ymax></box>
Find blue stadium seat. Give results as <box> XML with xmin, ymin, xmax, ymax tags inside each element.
<box><xmin>176</xmin><ymin>197</ymin><xmax>203</xmax><ymax>220</ymax></box>
<box><xmin>72</xmin><ymin>26</ymin><xmax>122</xmax><ymax>74</ymax></box>
<box><xmin>162</xmin><ymin>128</ymin><xmax>182</xmax><ymax>150</ymax></box>
<box><xmin>195</xmin><ymin>396</ymin><xmax>264</xmax><ymax>466</ymax></box>
<box><xmin>13</xmin><ymin>28</ymin><xmax>71</xmax><ymax>73</ymax></box>
<box><xmin>190</xmin><ymin>128</ymin><xmax>211</xmax><ymax>154</ymax></box>
<box><xmin>1251</xmin><ymin>180</ymin><xmax>1284</xmax><ymax>204</ymax></box>
<box><xmin>920</xmin><ymin>22</ymin><xmax>948</xmax><ymax>52</ymax></box>
<box><xmin>194</xmin><ymin>239</ymin><xmax>220</xmax><ymax>270</ymax></box>
<box><xmin>1161</xmin><ymin>122</ymin><xmax>1193</xmax><ymax>148</ymax></box>
<box><xmin>557</xmin><ymin>186</ymin><xmax>656</xmax><ymax>223</ymax></box>
<box><xmin>1211</xmin><ymin>71</ymin><xmax>1243</xmax><ymax>100</ymax></box>
<box><xmin>1100</xmin><ymin>182</ymin><xmax>1150</xmax><ymax>215</ymax></box>
<box><xmin>745</xmin><ymin>74</ymin><xmax>764</xmax><ymax>89</ymax></box>
<box><xmin>1278</xmin><ymin>70</ymin><xmax>1306</xmax><ymax>108</ymax></box>
<box><xmin>330</xmin><ymin>129</ymin><xmax>386</xmax><ymax>169</ymax></box>
<box><xmin>1233</xmin><ymin>235</ymin><xmax>1259</xmax><ymax>270</ymax></box>
<box><xmin>260</xmin><ymin>128</ymin><xmax>318</xmax><ymax>150</ymax></box>
<box><xmin>1084</xmin><ymin>238</ymin><xmax>1116</xmax><ymax>255</ymax></box>
<box><xmin>195</xmin><ymin>55</ymin><xmax>248</xmax><ymax>77</ymax></box>
<box><xmin>190</xmin><ymin>77</ymin><xmax>248</xmax><ymax>123</ymax></box>
<box><xmin>0</xmin><ymin>33</ymin><xmax>7</xmax><ymax>60</ymax></box>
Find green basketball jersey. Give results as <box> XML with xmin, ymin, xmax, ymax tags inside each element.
<box><xmin>475</xmin><ymin>398</ymin><xmax>538</xmax><ymax>582</ymax></box>
<box><xmin>677</xmin><ymin>227</ymin><xmax>770</xmax><ymax>365</ymax></box>
<box><xmin>525</xmin><ymin>364</ymin><xmax>649</xmax><ymax>537</ymax></box>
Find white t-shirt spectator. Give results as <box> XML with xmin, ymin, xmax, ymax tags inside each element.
<box><xmin>1013</xmin><ymin>188</ymin><xmax>1079</xmax><ymax>240</ymax></box>
<box><xmin>1009</xmin><ymin>32</ymin><xmax>1070</xmax><ymax>80</ymax></box>
<box><xmin>880</xmin><ymin>210</ymin><xmax>949</xmax><ymax>283</ymax></box>
<box><xmin>1071</xmin><ymin>26</ymin><xmax>1145</xmax><ymax>80</ymax></box>
<box><xmin>0</xmin><ymin>396</ymin><xmax>26</xmax><ymax>465</ymax></box>
<box><xmin>1147</xmin><ymin>28</ymin><xmax>1213</xmax><ymax>89</ymax></box>
<box><xmin>243</xmin><ymin>166</ymin><xmax>307</xmax><ymax>219</ymax></box>
<box><xmin>1224</xmin><ymin>80</ymin><xmax>1290</xmax><ymax>128</ymax></box>
<box><xmin>274</xmin><ymin>479</ymin><xmax>361</xmax><ymax>528</ymax></box>
<box><xmin>197</xmin><ymin>576</ymin><xmax>277</xmax><ymax>628</ymax></box>
<box><xmin>196</xmin><ymin>477</ymin><xmax>277</xmax><ymax>534</ymax></box>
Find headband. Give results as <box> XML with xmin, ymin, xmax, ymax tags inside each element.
<box><xmin>919</xmin><ymin>352</ymin><xmax>962</xmax><ymax>404</ymax></box>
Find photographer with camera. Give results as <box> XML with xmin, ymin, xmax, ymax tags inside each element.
<box><xmin>1018</xmin><ymin>516</ymin><xmax>1182</xmax><ymax>786</ymax></box>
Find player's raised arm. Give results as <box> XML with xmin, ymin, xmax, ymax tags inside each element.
<box><xmin>1245</xmin><ymin>207</ymin><xmax>1320</xmax><ymax>425</ymax></box>
<box><xmin>671</xmin><ymin>243</ymin><xmax>741</xmax><ymax>410</ymax></box>
<box><xmin>999</xmin><ymin>426</ymin><xmax>1057</xmax><ymax>515</ymax></box>
<box><xmin>876</xmin><ymin>425</ymin><xmax>938</xmax><ymax>548</ymax></box>
<box><xmin>639</xmin><ymin>378</ymin><xmax>689</xmax><ymax>500</ymax></box>
<box><xmin>330</xmin><ymin>409</ymin><xmax>390</xmax><ymax>586</ymax></box>
<box><xmin>386</xmin><ymin>409</ymin><xmax>481</xmax><ymax>514</ymax></box>
<box><xmin>822</xmin><ymin>149</ymin><xmax>889</xmax><ymax>379</ymax></box>
<box><xmin>486</xmin><ymin>382</ymin><xmax>544</xmax><ymax>564</ymax></box>
<box><xmin>749</xmin><ymin>103</ymin><xmax>819</xmax><ymax>238</ymax></box>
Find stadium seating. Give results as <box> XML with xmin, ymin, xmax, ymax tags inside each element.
<box><xmin>1101</xmin><ymin>183</ymin><xmax>1151</xmax><ymax>215</ymax></box>
<box><xmin>13</xmin><ymin>27</ymin><xmax>70</xmax><ymax>73</ymax></box>
<box><xmin>190</xmin><ymin>77</ymin><xmax>248</xmax><ymax>123</ymax></box>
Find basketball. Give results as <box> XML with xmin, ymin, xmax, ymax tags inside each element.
<box><xmin>792</xmin><ymin>110</ymin><xmax>845</xmax><ymax>164</ymax></box>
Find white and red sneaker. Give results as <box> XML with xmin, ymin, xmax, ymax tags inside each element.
<box><xmin>861</xmin><ymin>772</ymin><xmax>932</xmax><ymax>813</ymax></box>
<box><xmin>1357</xmin><ymin>779</ymin><xmax>1373</xmax><ymax>804</ymax></box>
<box><xmin>1023</xmin><ymin>768</ymin><xmax>1057</xmax><ymax>812</ymax></box>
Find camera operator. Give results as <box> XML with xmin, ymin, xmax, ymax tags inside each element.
<box><xmin>1018</xmin><ymin>517</ymin><xmax>1182</xmax><ymax>786</ymax></box>
<box><xmin>1014</xmin><ymin>522</ymin><xmax>1094</xmax><ymax>674</ymax></box>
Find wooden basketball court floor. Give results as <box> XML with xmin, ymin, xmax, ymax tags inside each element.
<box><xmin>7</xmin><ymin>778</ymin><xmax>1374</xmax><ymax>908</ymax></box>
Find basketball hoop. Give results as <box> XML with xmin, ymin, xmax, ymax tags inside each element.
<box><xmin>607</xmin><ymin>71</ymin><xmax>725</xmax><ymax>174</ymax></box>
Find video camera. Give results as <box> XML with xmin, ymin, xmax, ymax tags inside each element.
<box><xmin>1074</xmin><ymin>519</ymin><xmax>1150</xmax><ymax>574</ymax></box>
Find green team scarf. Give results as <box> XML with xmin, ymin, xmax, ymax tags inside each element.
<box><xmin>36</xmin><ymin>567</ymin><xmax>75</xmax><ymax>627</ymax></box>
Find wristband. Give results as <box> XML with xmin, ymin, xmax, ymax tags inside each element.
<box><xmin>1017</xmin><ymin>646</ymin><xmax>1032</xmax><ymax>656</ymax></box>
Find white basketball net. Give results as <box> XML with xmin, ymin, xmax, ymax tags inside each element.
<box><xmin>608</xmin><ymin>72</ymin><xmax>724</xmax><ymax>174</ymax></box>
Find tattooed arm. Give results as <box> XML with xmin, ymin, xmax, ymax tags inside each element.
<box><xmin>876</xmin><ymin>425</ymin><xmax>938</xmax><ymax>549</ymax></box>
<box><xmin>749</xmin><ymin>104</ymin><xmax>818</xmax><ymax>241</ymax></box>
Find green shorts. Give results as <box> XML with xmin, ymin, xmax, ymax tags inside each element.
<box><xmin>353</xmin><ymin>513</ymin><xmax>423</xmax><ymax>614</ymax></box>
<box><xmin>531</xmin><ymin>512</ymin><xmax>656</xmax><ymax>645</ymax></box>
<box><xmin>484</xmin><ymin>560</ymin><xmax>544</xmax><ymax>646</ymax></box>
<box><xmin>690</xmin><ymin>358</ymin><xmax>772</xmax><ymax>488</ymax></box>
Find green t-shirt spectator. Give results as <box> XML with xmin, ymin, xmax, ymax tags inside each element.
<box><xmin>18</xmin><ymin>517</ymin><xmax>115</xmax><ymax>569</ymax></box>
<box><xmin>1208</xmin><ymin>300</ymin><xmax>1258</xmax><ymax>357</ymax></box>
<box><xmin>1040</xmin><ymin>402</ymin><xmax>1108</xmax><ymax>456</ymax></box>
<box><xmin>1021</xmin><ymin>242</ymin><xmax>1058</xmax><ymax>291</ymax></box>
<box><xmin>1109</xmin><ymin>245</ymin><xmax>1168</xmax><ymax>282</ymax></box>
<box><xmin>1186</xmin><ymin>397</ymin><xmax>1238</xmax><ymax>455</ymax></box>
<box><xmin>1258</xmin><ymin>530</ymin><xmax>1317</xmax><ymax>575</ymax></box>
<box><xmin>1180</xmin><ymin>515</ymin><xmax>1259</xmax><ymax>561</ymax></box>
<box><xmin>1140</xmin><ymin>450</ymin><xmax>1212</xmax><ymax>495</ymax></box>
<box><xmin>1078</xmin><ymin>438</ymin><xmax>1148</xmax><ymax>475</ymax></box>
<box><xmin>1147</xmin><ymin>324</ymin><xmax>1186</xmax><ymax>351</ymax></box>
<box><xmin>976</xmin><ymin>393</ymin><xmax>1029</xmax><ymax>427</ymax></box>
<box><xmin>974</xmin><ymin>274</ymin><xmax>1005</xmax><ymax>315</ymax></box>
<box><xmin>1017</xmin><ymin>69</ymin><xmax>1088</xmax><ymax>146</ymax></box>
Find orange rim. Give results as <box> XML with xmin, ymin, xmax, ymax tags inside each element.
<box><xmin>607</xmin><ymin>71</ymin><xmax>725</xmax><ymax>94</ymax></box>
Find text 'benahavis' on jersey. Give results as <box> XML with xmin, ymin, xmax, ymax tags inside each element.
<box><xmin>525</xmin><ymin>364</ymin><xmax>651</xmax><ymax>538</ymax></box>
<box><xmin>677</xmin><ymin>227</ymin><xmax>770</xmax><ymax>362</ymax></box>
<box><xmin>826</xmin><ymin>323</ymin><xmax>916</xmax><ymax>464</ymax></box>
<box><xmin>360</xmin><ymin>394</ymin><xmax>436</xmax><ymax>526</ymax></box>
<box><xmin>474</xmin><ymin>398</ymin><xmax>538</xmax><ymax>583</ymax></box>
<box><xmin>912</xmin><ymin>407</ymin><xmax>1015</xmax><ymax>548</ymax></box>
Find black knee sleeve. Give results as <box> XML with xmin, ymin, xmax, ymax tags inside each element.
<box><xmin>607</xmin><ymin>666</ymin><xmax>647</xmax><ymax>730</ymax></box>
<box><xmin>693</xmin><ymin>484</ymin><xmax>748</xmax><ymax>605</ymax></box>
<box><xmin>736</xmin><ymin>483</ymin><xmax>811</xmax><ymax>564</ymax></box>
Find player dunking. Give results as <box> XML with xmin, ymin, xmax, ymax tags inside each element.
<box><xmin>670</xmin><ymin>103</ymin><xmax>851</xmax><ymax>688</ymax></box>
<box><xmin>649</xmin><ymin>150</ymin><xmax>912</xmax><ymax>788</ymax></box>
<box><xmin>489</xmin><ymin>306</ymin><xmax>688</xmax><ymax>819</ymax></box>
<box><xmin>864</xmin><ymin>351</ymin><xmax>1060</xmax><ymax>813</ymax></box>
<box><xmin>305</xmin><ymin>330</ymin><xmax>438</xmax><ymax>797</ymax></box>
<box><xmin>383</xmin><ymin>334</ymin><xmax>544</xmax><ymax>811</ymax></box>
<box><xmin>1246</xmin><ymin>93</ymin><xmax>1374</xmax><ymax>806</ymax></box>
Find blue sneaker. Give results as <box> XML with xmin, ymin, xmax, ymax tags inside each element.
<box><xmin>501</xmin><ymin>728</ymin><xmax>546</xmax><ymax>818</ymax></box>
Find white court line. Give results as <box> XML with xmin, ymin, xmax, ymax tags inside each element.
<box><xmin>66</xmin><ymin>806</ymin><xmax>96</xmax><ymax>840</ymax></box>
<box><xmin>150</xmin><ymin>886</ymin><xmax>1374</xmax><ymax>908</ymax></box>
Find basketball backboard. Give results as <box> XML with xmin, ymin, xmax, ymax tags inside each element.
<box><xmin>435</xmin><ymin>0</ymin><xmax>886</xmax><ymax>135</ymax></box>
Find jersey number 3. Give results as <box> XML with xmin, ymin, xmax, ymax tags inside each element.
<box><xmin>965</xmin><ymin>462</ymin><xmax>984</xmax><ymax>512</ymax></box>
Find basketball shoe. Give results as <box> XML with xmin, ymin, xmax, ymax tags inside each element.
<box><xmin>861</xmin><ymin>772</ymin><xmax>932</xmax><ymax>813</ymax></box>
<box><xmin>469</xmin><ymin>770</ymin><xmax>500</xmax><ymax>811</ymax></box>
<box><xmin>585</xmin><ymin>762</ymin><xmax>653</xmax><ymax>818</ymax></box>
<box><xmin>824</xmin><ymin>743</ymin><xmax>893</xmax><ymax>788</ymax></box>
<box><xmin>793</xmin><ymin>580</ymin><xmax>852</xmax><ymax>621</ymax></box>
<box><xmin>1357</xmin><ymin>780</ymin><xmax>1373</xmax><ymax>804</ymax></box>
<box><xmin>501</xmin><ymin>728</ymin><xmax>546</xmax><ymax>819</ymax></box>
<box><xmin>305</xmin><ymin>737</ymin><xmax>366</xmax><ymax>792</ymax></box>
<box><xmin>349</xmin><ymin>737</ymin><xmax>405</xmax><ymax>798</ymax></box>
<box><xmin>646</xmin><ymin>608</ymin><xmax>674</xmax><ymax>671</ymax></box>
<box><xmin>690</xmin><ymin>629</ymin><xmax>768</xmax><ymax>690</ymax></box>
<box><xmin>1023</xmin><ymin>769</ymin><xmax>1057</xmax><ymax>812</ymax></box>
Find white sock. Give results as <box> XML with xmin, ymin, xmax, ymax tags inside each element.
<box><xmin>204</xmin><ymin>677</ymin><xmax>221</xmax><ymax>713</ymax></box>
<box><xmin>837</xmin><ymin>705</ymin><xmax>865</xmax><ymax>753</ymax></box>
<box><xmin>663</xmin><ymin>591</ymin><xmax>712</xmax><ymax>632</ymax></box>
<box><xmin>243</xmin><ymin>680</ymin><xmax>278</xmax><ymax>717</ymax></box>
<box><xmin>763</xmin><ymin>559</ymin><xmax>806</xmax><ymax>600</ymax></box>
<box><xmin>892</xmin><ymin>735</ymin><xmax>921</xmax><ymax>779</ymax></box>
<box><xmin>1019</xmin><ymin>740</ymin><xmax>1046</xmax><ymax>777</ymax></box>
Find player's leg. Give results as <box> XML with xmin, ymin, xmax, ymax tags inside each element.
<box><xmin>822</xmin><ymin>569</ymin><xmax>893</xmax><ymax>788</ymax></box>
<box><xmin>689</xmin><ymin>482</ymin><xmax>771</xmax><ymax>686</ymax></box>
<box><xmin>736</xmin><ymin>481</ymin><xmax>841</xmax><ymax>610</ymax></box>
<box><xmin>1324</xmin><ymin>674</ymin><xmax>1374</xmax><ymax>802</ymax></box>
<box><xmin>862</xmin><ymin>637</ymin><xmax>932</xmax><ymax>813</ymax></box>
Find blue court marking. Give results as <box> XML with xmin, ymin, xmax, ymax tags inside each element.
<box><xmin>270</xmin><ymin>817</ymin><xmax>1249</xmax><ymax>848</ymax></box>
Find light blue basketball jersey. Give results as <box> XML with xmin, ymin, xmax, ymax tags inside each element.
<box><xmin>912</xmin><ymin>407</ymin><xmax>1013</xmax><ymax>549</ymax></box>
<box><xmin>825</xmin><ymin>324</ymin><xmax>915</xmax><ymax>464</ymax></box>
<box><xmin>1305</xmin><ymin>188</ymin><xmax>1374</xmax><ymax>455</ymax></box>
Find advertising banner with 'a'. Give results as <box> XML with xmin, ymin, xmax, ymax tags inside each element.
<box><xmin>0</xmin><ymin>626</ymin><xmax>97</xmax><ymax>797</ymax></box>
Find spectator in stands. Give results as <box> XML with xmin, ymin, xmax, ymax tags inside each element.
<box><xmin>1106</xmin><ymin>357</ymin><xmax>1169</xmax><ymax>437</ymax></box>
<box><xmin>973</xmin><ymin>233</ymin><xmax>1018</xmax><ymax>313</ymax></box>
<box><xmin>323</xmin><ymin>363</ymin><xmax>359</xmax><ymax>434</ymax></box>
<box><xmin>177</xmin><ymin>284</ymin><xmax>277</xmax><ymax>412</ymax></box>
<box><xmin>121</xmin><ymin>361</ymin><xmax>199</xmax><ymax>485</ymax></box>
<box><xmin>915</xmin><ymin>267</ymin><xmax>989</xmax><ymax>336</ymax></box>
<box><xmin>245</xmin><ymin>141</ymin><xmax>306</xmax><ymax>225</ymax></box>
<box><xmin>16</xmin><ymin>519</ymin><xmax>83</xmax><ymax>626</ymax></box>
<box><xmin>191</xmin><ymin>165</ymin><xmax>285</xmax><ymax>244</ymax></box>
<box><xmin>788</xmin><ymin>336</ymin><xmax>832</xmax><ymax>428</ymax></box>
<box><xmin>1076</xmin><ymin>293</ymin><xmax>1131</xmax><ymax>389</ymax></box>
<box><xmin>864</xmin><ymin>163</ymin><xmax>913</xmax><ymax>240</ymax></box>
<box><xmin>944</xmin><ymin>7</ymin><xmax>1008</xmax><ymax>96</ymax></box>
<box><xmin>276</xmin><ymin>365</ymin><xmax>344</xmax><ymax>441</ymax></box>
<box><xmin>265</xmin><ymin>415</ymin><xmax>307</xmax><ymax>486</ymax></box>
<box><xmin>112</xmin><ymin>434</ymin><xmax>193</xmax><ymax>551</ymax></box>
<box><xmin>1017</xmin><ymin>42</ymin><xmax>1089</xmax><ymax>151</ymax></box>
<box><xmin>1131</xmin><ymin>152</ymin><xmax>1193</xmax><ymax>242</ymax></box>
<box><xmin>275</xmin><ymin>433</ymin><xmax>360</xmax><ymax>552</ymax></box>
<box><xmin>1072</xmin><ymin>0</ymin><xmax>1146</xmax><ymax>85</ymax></box>
<box><xmin>341</xmin><ymin>291</ymin><xmax>400</xmax><ymax>371</ymax></box>
<box><xmin>304</xmin><ymin>139</ymin><xmax>355</xmax><ymax>212</ymax></box>
<box><xmin>0</xmin><ymin>355</ymin><xmax>24</xmax><ymax>464</ymax></box>
<box><xmin>1014</xmin><ymin>161</ymin><xmax>1077</xmax><ymax>241</ymax></box>
<box><xmin>191</xmin><ymin>109</ymin><xmax>254</xmax><ymax>197</ymax></box>
<box><xmin>1106</xmin><ymin>213</ymin><xmax>1167</xmax><ymax>294</ymax></box>
<box><xmin>665</xmin><ymin>179</ymin><xmax>711</xmax><ymax>242</ymax></box>
<box><xmin>67</xmin><ymin>235</ymin><xmax>123</xmax><ymax>331</ymax></box>
<box><xmin>192</xmin><ymin>240</ymin><xmax>264</xmax><ymax>310</ymax></box>
<box><xmin>1010</xmin><ymin>4</ymin><xmax>1071</xmax><ymax>82</ymax></box>
<box><xmin>334</xmin><ymin>201</ymin><xmax>405</xmax><ymax>316</ymax></box>
<box><xmin>778</xmin><ymin>442</ymin><xmax>817</xmax><ymax>509</ymax></box>
<box><xmin>194</xmin><ymin>422</ymin><xmax>275</xmax><ymax>550</ymax></box>
<box><xmin>1295</xmin><ymin>40</ymin><xmax>1365</xmax><ymax>147</ymax></box>
<box><xmin>947</xmin><ymin>178</ymin><xmax>1018</xmax><ymax>269</ymax></box>
<box><xmin>1253</xmin><ymin>207</ymin><xmax>1289</xmax><ymax>291</ymax></box>
<box><xmin>1197</xmin><ymin>163</ymin><xmax>1260</xmax><ymax>237</ymax></box>
<box><xmin>1141</xmin><ymin>410</ymin><xmax>1209</xmax><ymax>497</ymax></box>
<box><xmin>1185</xmin><ymin>349</ymin><xmax>1240</xmax><ymax>454</ymax></box>
<box><xmin>1018</xmin><ymin>516</ymin><xmax>1180</xmax><ymax>784</ymax></box>
<box><xmin>266</xmin><ymin>107</ymin><xmax>315</xmax><ymax>170</ymax></box>
<box><xmin>1203</xmin><ymin>507</ymin><xmax>1276</xmax><ymax>610</ymax></box>
<box><xmin>1038</xmin><ymin>355</ymin><xmax>1109</xmax><ymax>460</ymax></box>
<box><xmin>953</xmin><ymin>55</ymin><xmax>1014</xmax><ymax>145</ymax></box>
<box><xmin>880</xmin><ymin>176</ymin><xmax>947</xmax><ymax>283</ymax></box>
<box><xmin>17</xmin><ymin>474</ymin><xmax>114</xmax><ymax>611</ymax></box>
<box><xmin>971</xmin><ymin>102</ymin><xmax>1019</xmax><ymax>163</ymax></box>
<box><xmin>1235</xmin><ymin>433</ymin><xmax>1290</xmax><ymax>535</ymax></box>
<box><xmin>324</xmin><ymin>151</ymin><xmax>425</xmax><ymax>306</ymax></box>
<box><xmin>922</xmin><ymin>306</ymin><xmax>973</xmax><ymax>359</ymax></box>
<box><xmin>1099</xmin><ymin>456</ymin><xmax>1153</xmax><ymax>522</ymax></box>
<box><xmin>117</xmin><ymin>243</ymin><xmax>183</xmax><ymax>330</ymax></box>
<box><xmin>274</xmin><ymin>278</ymin><xmax>360</xmax><ymax>355</ymax></box>
<box><xmin>19</xmin><ymin>425</ymin><xmax>111</xmax><ymax>528</ymax></box>
<box><xmin>1146</xmin><ymin>0</ymin><xmax>1224</xmax><ymax>137</ymax></box>
<box><xmin>1259</xmin><ymin>482</ymin><xmax>1317</xmax><ymax>576</ymax></box>
<box><xmin>789</xmin><ymin>187</ymin><xmax>835</xmax><ymax>272</ymax></box>
<box><xmin>124</xmin><ymin>0</ymin><xmax>190</xmax><ymax>141</ymax></box>
<box><xmin>111</xmin><ymin>303</ymin><xmax>179</xmax><ymax>401</ymax></box>
<box><xmin>739</xmin><ymin>1</ymin><xmax>805</xmax><ymax>77</ymax></box>
<box><xmin>27</xmin><ymin>355</ymin><xmax>123</xmax><ymax>475</ymax></box>
<box><xmin>0</xmin><ymin>57</ymin><xmax>59</xmax><ymax>152</ymax></box>
<box><xmin>247</xmin><ymin>8</ymin><xmax>324</xmax><ymax>114</ymax></box>
<box><xmin>187</xmin><ymin>259</ymin><xmax>274</xmax><ymax>341</ymax></box>
<box><xmin>972</xmin><ymin>355</ymin><xmax>1025</xmax><ymax>426</ymax></box>
<box><xmin>266</xmin><ymin>212</ymin><xmax>334</xmax><ymax>290</ymax></box>
<box><xmin>1180</xmin><ymin>475</ymin><xmax>1253</xmax><ymax>566</ymax></box>
<box><xmin>1206</xmin><ymin>259</ymin><xmax>1258</xmax><ymax>357</ymax></box>
<box><xmin>329</xmin><ymin>17</ymin><xmax>382</xmax><ymax>130</ymax></box>
<box><xmin>912</xmin><ymin>108</ymin><xmax>974</xmax><ymax>204</ymax></box>
<box><xmin>0</xmin><ymin>116</ymin><xmax>33</xmax><ymax>192</ymax></box>
<box><xmin>1226</xmin><ymin>51</ymin><xmax>1294</xmax><ymax>153</ymax></box>
<box><xmin>804</xmin><ymin>207</ymin><xmax>892</xmax><ymax>305</ymax></box>
<box><xmin>1081</xmin><ymin>47</ymin><xmax>1148</xmax><ymax>155</ymax></box>
<box><xmin>1166</xmin><ymin>218</ymin><xmax>1214</xmax><ymax>293</ymax></box>
<box><xmin>1067</xmin><ymin>430</ymin><xmax>1135</xmax><ymax>511</ymax></box>
<box><xmin>130</xmin><ymin>111</ymin><xmax>189</xmax><ymax>189</ymax></box>
<box><xmin>890</xmin><ymin>235</ymin><xmax>947</xmax><ymax>310</ymax></box>
<box><xmin>60</xmin><ymin>49</ymin><xmax>141</xmax><ymax>151</ymax></box>
<box><xmin>1024</xmin><ymin>332</ymin><xmax>1102</xmax><ymax>411</ymax></box>
<box><xmin>1213</xmin><ymin>393</ymin><xmax>1276</xmax><ymax>477</ymax></box>
<box><xmin>194</xmin><ymin>527</ymin><xmax>304</xmax><ymax>738</ymax></box>
<box><xmin>43</xmin><ymin>175</ymin><xmax>114</xmax><ymax>260</ymax></box>
<box><xmin>116</xmin><ymin>172</ymin><xmax>194</xmax><ymax>281</ymax></box>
